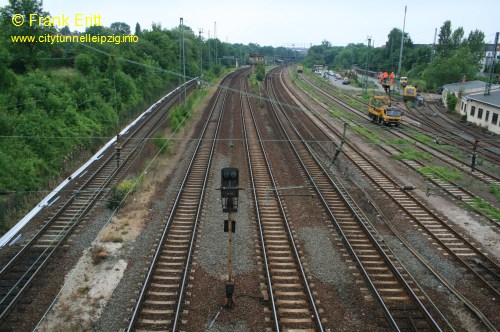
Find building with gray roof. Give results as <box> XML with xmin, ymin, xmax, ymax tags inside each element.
<box><xmin>442</xmin><ymin>80</ymin><xmax>500</xmax><ymax>105</ymax></box>
<box><xmin>460</xmin><ymin>89</ymin><xmax>500</xmax><ymax>134</ymax></box>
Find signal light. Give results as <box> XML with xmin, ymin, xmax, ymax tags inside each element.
<box><xmin>220</xmin><ymin>167</ymin><xmax>239</xmax><ymax>212</ymax></box>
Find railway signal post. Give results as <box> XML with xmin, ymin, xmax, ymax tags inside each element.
<box><xmin>471</xmin><ymin>139</ymin><xmax>479</xmax><ymax>171</ymax></box>
<box><xmin>219</xmin><ymin>167</ymin><xmax>240</xmax><ymax>307</ymax></box>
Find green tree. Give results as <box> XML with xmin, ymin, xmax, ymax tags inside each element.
<box><xmin>60</xmin><ymin>25</ymin><xmax>71</xmax><ymax>35</ymax></box>
<box><xmin>0</xmin><ymin>0</ymin><xmax>58</xmax><ymax>72</ymax></box>
<box><xmin>0</xmin><ymin>43</ymin><xmax>15</xmax><ymax>89</ymax></box>
<box><xmin>74</xmin><ymin>53</ymin><xmax>96</xmax><ymax>75</ymax></box>
<box><xmin>436</xmin><ymin>20</ymin><xmax>453</xmax><ymax>58</ymax></box>
<box><xmin>422</xmin><ymin>49</ymin><xmax>477</xmax><ymax>89</ymax></box>
<box><xmin>256</xmin><ymin>64</ymin><xmax>265</xmax><ymax>81</ymax></box>
<box><xmin>376</xmin><ymin>28</ymin><xmax>414</xmax><ymax>73</ymax></box>
<box><xmin>464</xmin><ymin>29</ymin><xmax>486</xmax><ymax>64</ymax></box>
<box><xmin>436</xmin><ymin>20</ymin><xmax>465</xmax><ymax>59</ymax></box>
<box><xmin>110</xmin><ymin>22</ymin><xmax>131</xmax><ymax>35</ymax></box>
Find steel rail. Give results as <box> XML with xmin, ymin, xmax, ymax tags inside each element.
<box><xmin>296</xmin><ymin>71</ymin><xmax>500</xmax><ymax>294</ymax></box>
<box><xmin>301</xmin><ymin>73</ymin><xmax>500</xmax><ymax>185</ymax></box>
<box><xmin>126</xmin><ymin>72</ymin><xmax>237</xmax><ymax>331</ymax></box>
<box><xmin>286</xmin><ymin>68</ymin><xmax>500</xmax><ymax>330</ymax></box>
<box><xmin>288</xmin><ymin>68</ymin><xmax>500</xmax><ymax>327</ymax></box>
<box><xmin>268</xmin><ymin>67</ymin><xmax>442</xmax><ymax>331</ymax></box>
<box><xmin>298</xmin><ymin>72</ymin><xmax>500</xmax><ymax>226</ymax></box>
<box><xmin>239</xmin><ymin>76</ymin><xmax>282</xmax><ymax>331</ymax></box>
<box><xmin>0</xmin><ymin>81</ymin><xmax>196</xmax><ymax>324</ymax></box>
<box><xmin>171</xmin><ymin>72</ymin><xmax>233</xmax><ymax>331</ymax></box>
<box><xmin>1</xmin><ymin>81</ymin><xmax>194</xmax><ymax>275</ymax></box>
<box><xmin>300</xmin><ymin>73</ymin><xmax>500</xmax><ymax>196</ymax></box>
<box><xmin>255</xmin><ymin>72</ymin><xmax>326</xmax><ymax>331</ymax></box>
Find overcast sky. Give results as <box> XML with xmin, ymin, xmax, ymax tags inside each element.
<box><xmin>2</xmin><ymin>0</ymin><xmax>499</xmax><ymax>47</ymax></box>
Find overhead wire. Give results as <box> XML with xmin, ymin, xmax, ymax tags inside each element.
<box><xmin>2</xmin><ymin>39</ymin><xmax>498</xmax><ymax>199</ymax></box>
<box><xmin>4</xmin><ymin>39</ymin><xmax>500</xmax><ymax>150</ymax></box>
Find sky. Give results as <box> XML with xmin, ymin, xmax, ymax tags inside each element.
<box><xmin>2</xmin><ymin>0</ymin><xmax>499</xmax><ymax>47</ymax></box>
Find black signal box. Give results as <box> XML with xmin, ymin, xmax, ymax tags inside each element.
<box><xmin>221</xmin><ymin>167</ymin><xmax>239</xmax><ymax>213</ymax></box>
<box><xmin>221</xmin><ymin>168</ymin><xmax>239</xmax><ymax>198</ymax></box>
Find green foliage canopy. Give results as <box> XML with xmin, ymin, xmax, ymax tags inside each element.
<box><xmin>302</xmin><ymin>20</ymin><xmax>487</xmax><ymax>91</ymax></box>
<box><xmin>0</xmin><ymin>0</ymin><xmax>295</xmax><ymax>234</ymax></box>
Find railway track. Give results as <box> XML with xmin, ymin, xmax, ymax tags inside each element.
<box><xmin>297</xmin><ymin>72</ymin><xmax>499</xmax><ymax>223</ymax></box>
<box><xmin>305</xmin><ymin>73</ymin><xmax>500</xmax><ymax>166</ymax></box>
<box><xmin>398</xmin><ymin>103</ymin><xmax>500</xmax><ymax>187</ymax></box>
<box><xmin>284</xmin><ymin>67</ymin><xmax>500</xmax><ymax>328</ymax></box>
<box><xmin>241</xmin><ymin>73</ymin><xmax>324</xmax><ymax>330</ymax></box>
<box><xmin>267</xmin><ymin>67</ymin><xmax>444</xmax><ymax>330</ymax></box>
<box><xmin>126</xmin><ymin>72</ymin><xmax>236</xmax><ymax>331</ymax></box>
<box><xmin>307</xmin><ymin>73</ymin><xmax>500</xmax><ymax>166</ymax></box>
<box><xmin>0</xmin><ymin>81</ymin><xmax>196</xmax><ymax>324</ymax></box>
<box><xmin>416</xmin><ymin>102</ymin><xmax>500</xmax><ymax>165</ymax></box>
<box><xmin>303</xmin><ymin>73</ymin><xmax>500</xmax><ymax>187</ymax></box>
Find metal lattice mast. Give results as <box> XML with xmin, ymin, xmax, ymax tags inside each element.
<box><xmin>180</xmin><ymin>18</ymin><xmax>186</xmax><ymax>101</ymax></box>
<box><xmin>431</xmin><ymin>28</ymin><xmax>437</xmax><ymax>62</ymax></box>
<box><xmin>485</xmin><ymin>32</ymin><xmax>499</xmax><ymax>96</ymax></box>
<box><xmin>199</xmin><ymin>28</ymin><xmax>203</xmax><ymax>80</ymax></box>
<box><xmin>364</xmin><ymin>37</ymin><xmax>371</xmax><ymax>94</ymax></box>
<box><xmin>214</xmin><ymin>21</ymin><xmax>217</xmax><ymax>66</ymax></box>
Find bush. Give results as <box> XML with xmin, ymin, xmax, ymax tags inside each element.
<box><xmin>256</xmin><ymin>65</ymin><xmax>265</xmax><ymax>81</ymax></box>
<box><xmin>446</xmin><ymin>92</ymin><xmax>458</xmax><ymax>111</ymax></box>
<box><xmin>152</xmin><ymin>133</ymin><xmax>171</xmax><ymax>154</ymax></box>
<box><xmin>412</xmin><ymin>79</ymin><xmax>427</xmax><ymax>92</ymax></box>
<box><xmin>106</xmin><ymin>178</ymin><xmax>136</xmax><ymax>210</ymax></box>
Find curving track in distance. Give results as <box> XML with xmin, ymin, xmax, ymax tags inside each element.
<box><xmin>285</xmin><ymin>66</ymin><xmax>500</xmax><ymax>329</ymax></box>
<box><xmin>297</xmin><ymin>72</ymin><xmax>500</xmax><ymax>224</ymax></box>
<box><xmin>267</xmin><ymin>67</ymin><xmax>444</xmax><ymax>331</ymax></box>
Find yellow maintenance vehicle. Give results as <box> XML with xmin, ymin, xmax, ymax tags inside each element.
<box><xmin>403</xmin><ymin>85</ymin><xmax>418</xmax><ymax>101</ymax></box>
<box><xmin>368</xmin><ymin>95</ymin><xmax>403</xmax><ymax>127</ymax></box>
<box><xmin>400</xmin><ymin>76</ymin><xmax>417</xmax><ymax>101</ymax></box>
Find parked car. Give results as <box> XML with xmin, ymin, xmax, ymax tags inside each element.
<box><xmin>342</xmin><ymin>78</ymin><xmax>350</xmax><ymax>85</ymax></box>
<box><xmin>335</xmin><ymin>74</ymin><xmax>342</xmax><ymax>79</ymax></box>
<box><xmin>328</xmin><ymin>70</ymin><xmax>334</xmax><ymax>76</ymax></box>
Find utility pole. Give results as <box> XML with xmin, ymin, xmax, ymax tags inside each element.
<box><xmin>485</xmin><ymin>32</ymin><xmax>499</xmax><ymax>96</ymax></box>
<box><xmin>328</xmin><ymin>122</ymin><xmax>348</xmax><ymax>167</ymax></box>
<box><xmin>208</xmin><ymin>30</ymin><xmax>211</xmax><ymax>70</ymax></box>
<box><xmin>198</xmin><ymin>28</ymin><xmax>203</xmax><ymax>81</ymax></box>
<box><xmin>471</xmin><ymin>139</ymin><xmax>479</xmax><ymax>171</ymax></box>
<box><xmin>179</xmin><ymin>18</ymin><xmax>187</xmax><ymax>101</ymax></box>
<box><xmin>364</xmin><ymin>37</ymin><xmax>371</xmax><ymax>95</ymax></box>
<box><xmin>397</xmin><ymin>5</ymin><xmax>407</xmax><ymax>83</ymax></box>
<box><xmin>214</xmin><ymin>22</ymin><xmax>218</xmax><ymax>66</ymax></box>
<box><xmin>431</xmin><ymin>28</ymin><xmax>437</xmax><ymax>62</ymax></box>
